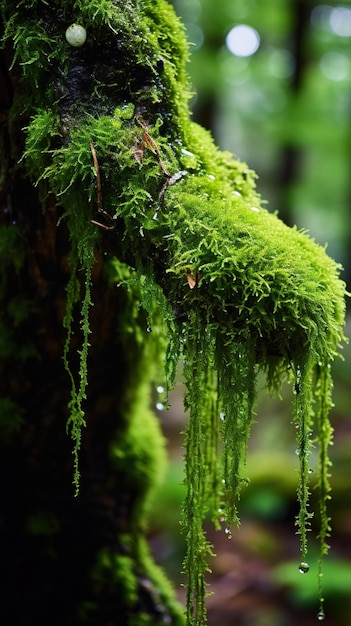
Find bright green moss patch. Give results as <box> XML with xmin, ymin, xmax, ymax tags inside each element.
<box><xmin>1</xmin><ymin>0</ymin><xmax>348</xmax><ymax>624</ymax></box>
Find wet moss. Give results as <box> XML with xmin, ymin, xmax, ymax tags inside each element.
<box><xmin>1</xmin><ymin>1</ymin><xmax>348</xmax><ymax>624</ymax></box>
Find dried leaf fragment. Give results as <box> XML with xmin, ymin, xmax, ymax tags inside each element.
<box><xmin>185</xmin><ymin>269</ymin><xmax>201</xmax><ymax>289</ymax></box>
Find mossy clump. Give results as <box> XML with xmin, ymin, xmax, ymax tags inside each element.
<box><xmin>1</xmin><ymin>1</ymin><xmax>348</xmax><ymax>624</ymax></box>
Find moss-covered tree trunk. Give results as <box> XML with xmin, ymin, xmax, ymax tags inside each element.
<box><xmin>0</xmin><ymin>1</ymin><xmax>347</xmax><ymax>625</ymax></box>
<box><xmin>0</xmin><ymin>4</ymin><xmax>184</xmax><ymax>626</ymax></box>
<box><xmin>0</xmin><ymin>182</ymin><xmax>178</xmax><ymax>626</ymax></box>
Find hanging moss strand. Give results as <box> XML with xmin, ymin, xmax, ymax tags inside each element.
<box><xmin>315</xmin><ymin>363</ymin><xmax>334</xmax><ymax>616</ymax></box>
<box><xmin>207</xmin><ymin>386</ymin><xmax>222</xmax><ymax>531</ymax></box>
<box><xmin>294</xmin><ymin>362</ymin><xmax>314</xmax><ymax>570</ymax></box>
<box><xmin>217</xmin><ymin>337</ymin><xmax>257</xmax><ymax>529</ymax></box>
<box><xmin>182</xmin><ymin>316</ymin><xmax>218</xmax><ymax>626</ymax></box>
<box><xmin>63</xmin><ymin>267</ymin><xmax>93</xmax><ymax>495</ymax></box>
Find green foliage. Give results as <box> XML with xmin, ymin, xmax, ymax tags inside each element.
<box><xmin>178</xmin><ymin>0</ymin><xmax>351</xmax><ymax>267</ymax></box>
<box><xmin>273</xmin><ymin>556</ymin><xmax>351</xmax><ymax>609</ymax></box>
<box><xmin>1</xmin><ymin>0</ymin><xmax>348</xmax><ymax>624</ymax></box>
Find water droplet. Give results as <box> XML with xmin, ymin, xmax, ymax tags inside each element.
<box><xmin>317</xmin><ymin>610</ymin><xmax>325</xmax><ymax>621</ymax></box>
<box><xmin>219</xmin><ymin>412</ymin><xmax>226</xmax><ymax>421</ymax></box>
<box><xmin>308</xmin><ymin>468</ymin><xmax>313</xmax><ymax>474</ymax></box>
<box><xmin>225</xmin><ymin>527</ymin><xmax>232</xmax><ymax>539</ymax></box>
<box><xmin>299</xmin><ymin>561</ymin><xmax>310</xmax><ymax>574</ymax></box>
<box><xmin>146</xmin><ymin>326</ymin><xmax>152</xmax><ymax>333</ymax></box>
<box><xmin>295</xmin><ymin>449</ymin><xmax>300</xmax><ymax>456</ymax></box>
<box><xmin>156</xmin><ymin>402</ymin><xmax>164</xmax><ymax>411</ymax></box>
<box><xmin>156</xmin><ymin>385</ymin><xmax>164</xmax><ymax>394</ymax></box>
<box><xmin>152</xmin><ymin>211</ymin><xmax>159</xmax><ymax>221</ymax></box>
<box><xmin>181</xmin><ymin>148</ymin><xmax>195</xmax><ymax>157</ymax></box>
<box><xmin>295</xmin><ymin>422</ymin><xmax>300</xmax><ymax>429</ymax></box>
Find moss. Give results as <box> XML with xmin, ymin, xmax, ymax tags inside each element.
<box><xmin>0</xmin><ymin>224</ymin><xmax>26</xmax><ymax>281</ymax></box>
<box><xmin>91</xmin><ymin>549</ymin><xmax>139</xmax><ymax>605</ymax></box>
<box><xmin>25</xmin><ymin>510</ymin><xmax>60</xmax><ymax>536</ymax></box>
<box><xmin>109</xmin><ymin>358</ymin><xmax>168</xmax><ymax>530</ymax></box>
<box><xmin>1</xmin><ymin>0</ymin><xmax>348</xmax><ymax>624</ymax></box>
<box><xmin>0</xmin><ymin>397</ymin><xmax>24</xmax><ymax>443</ymax></box>
<box><xmin>88</xmin><ymin>540</ymin><xmax>184</xmax><ymax>625</ymax></box>
<box><xmin>136</xmin><ymin>536</ymin><xmax>186</xmax><ymax>625</ymax></box>
<box><xmin>63</xmin><ymin>266</ymin><xmax>93</xmax><ymax>494</ymax></box>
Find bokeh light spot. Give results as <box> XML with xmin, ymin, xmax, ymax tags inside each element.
<box><xmin>329</xmin><ymin>6</ymin><xmax>351</xmax><ymax>37</ymax></box>
<box><xmin>320</xmin><ymin>51</ymin><xmax>350</xmax><ymax>81</ymax></box>
<box><xmin>226</xmin><ymin>25</ymin><xmax>260</xmax><ymax>57</ymax></box>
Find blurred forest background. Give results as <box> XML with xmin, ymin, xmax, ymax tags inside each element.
<box><xmin>149</xmin><ymin>1</ymin><xmax>351</xmax><ymax>625</ymax></box>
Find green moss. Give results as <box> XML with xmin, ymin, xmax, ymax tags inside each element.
<box><xmin>0</xmin><ymin>398</ymin><xmax>24</xmax><ymax>443</ymax></box>
<box><xmin>0</xmin><ymin>225</ymin><xmax>26</xmax><ymax>280</ymax></box>
<box><xmin>25</xmin><ymin>510</ymin><xmax>60</xmax><ymax>536</ymax></box>
<box><xmin>1</xmin><ymin>0</ymin><xmax>348</xmax><ymax>624</ymax></box>
<box><xmin>109</xmin><ymin>382</ymin><xmax>168</xmax><ymax>529</ymax></box>
<box><xmin>63</xmin><ymin>266</ymin><xmax>93</xmax><ymax>495</ymax></box>
<box><xmin>91</xmin><ymin>549</ymin><xmax>138</xmax><ymax>605</ymax></box>
<box><xmin>0</xmin><ymin>225</ymin><xmax>38</xmax><ymax>364</ymax></box>
<box><xmin>89</xmin><ymin>540</ymin><xmax>184</xmax><ymax>625</ymax></box>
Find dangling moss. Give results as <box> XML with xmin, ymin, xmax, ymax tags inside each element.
<box><xmin>63</xmin><ymin>265</ymin><xmax>94</xmax><ymax>494</ymax></box>
<box><xmin>1</xmin><ymin>0</ymin><xmax>348</xmax><ymax>624</ymax></box>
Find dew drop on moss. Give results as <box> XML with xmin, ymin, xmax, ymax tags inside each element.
<box><xmin>299</xmin><ymin>561</ymin><xmax>310</xmax><ymax>574</ymax></box>
<box><xmin>317</xmin><ymin>610</ymin><xmax>325</xmax><ymax>621</ymax></box>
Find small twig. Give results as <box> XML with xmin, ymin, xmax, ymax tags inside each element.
<box><xmin>136</xmin><ymin>115</ymin><xmax>171</xmax><ymax>177</ymax></box>
<box><xmin>89</xmin><ymin>139</ymin><xmax>102</xmax><ymax>213</ymax></box>
<box><xmin>89</xmin><ymin>139</ymin><xmax>116</xmax><ymax>231</ymax></box>
<box><xmin>158</xmin><ymin>169</ymin><xmax>187</xmax><ymax>206</ymax></box>
<box><xmin>134</xmin><ymin>117</ymin><xmax>187</xmax><ymax>207</ymax></box>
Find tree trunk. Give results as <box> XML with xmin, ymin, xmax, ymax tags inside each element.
<box><xmin>0</xmin><ymin>6</ymin><xmax>183</xmax><ymax>626</ymax></box>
